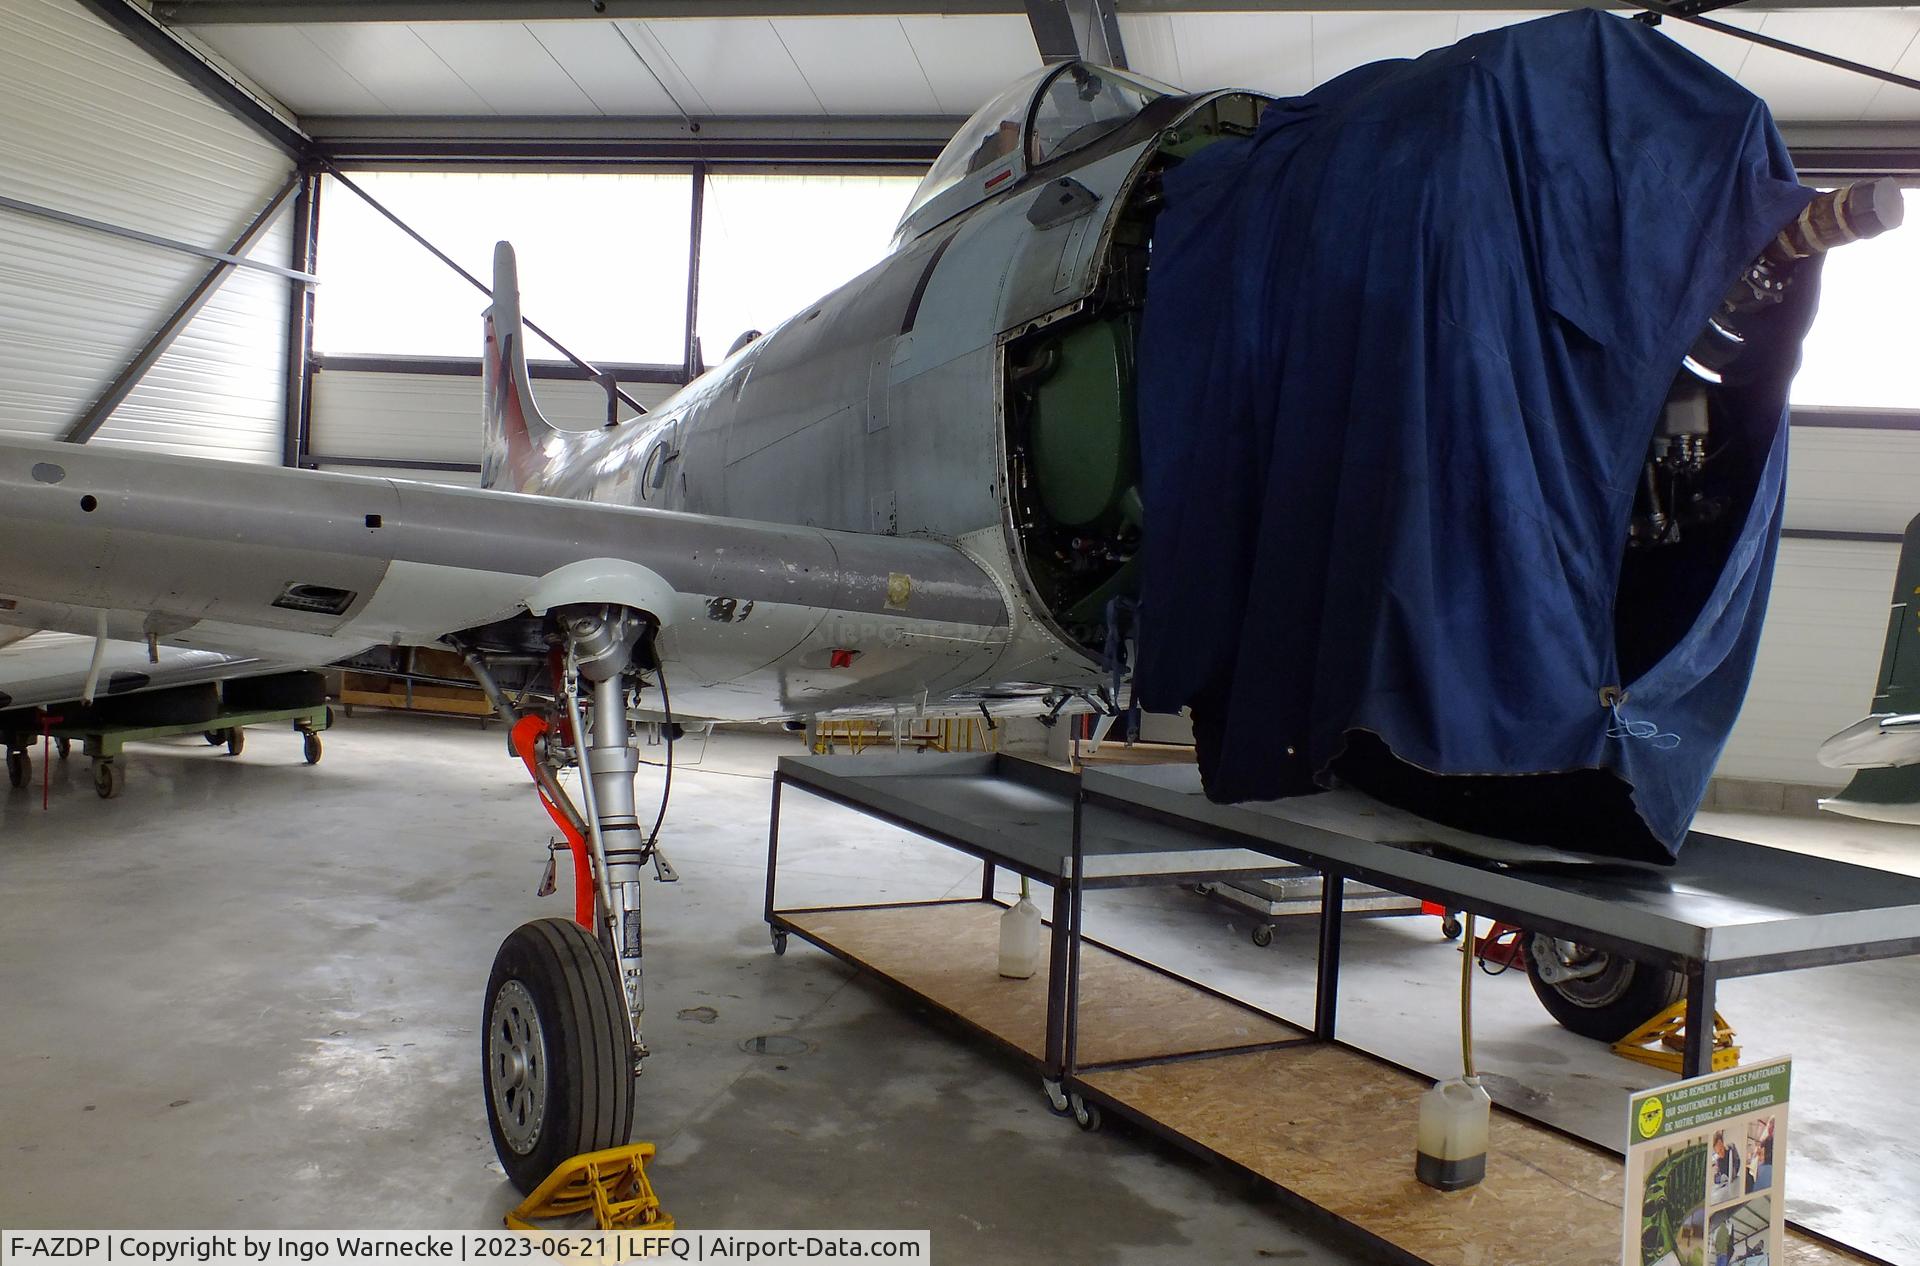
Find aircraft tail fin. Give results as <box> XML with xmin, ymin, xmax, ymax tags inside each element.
<box><xmin>482</xmin><ymin>241</ymin><xmax>557</xmax><ymax>493</ymax></box>
<box><xmin>1819</xmin><ymin>511</ymin><xmax>1920</xmax><ymax>820</ymax></box>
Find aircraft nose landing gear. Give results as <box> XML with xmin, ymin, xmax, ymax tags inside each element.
<box><xmin>479</xmin><ymin>604</ymin><xmax>660</xmax><ymax>1193</ymax></box>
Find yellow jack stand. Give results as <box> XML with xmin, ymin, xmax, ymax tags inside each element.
<box><xmin>504</xmin><ymin>1143</ymin><xmax>675</xmax><ymax>1231</ymax></box>
<box><xmin>1611</xmin><ymin>1001</ymin><xmax>1740</xmax><ymax>1074</ymax></box>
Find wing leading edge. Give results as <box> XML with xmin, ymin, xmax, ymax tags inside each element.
<box><xmin>0</xmin><ymin>439</ymin><xmax>1013</xmax><ymax>721</ymax></box>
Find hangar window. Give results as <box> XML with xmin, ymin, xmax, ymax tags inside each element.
<box><xmin>313</xmin><ymin>171</ymin><xmax>694</xmax><ymax>365</ymax></box>
<box><xmin>1792</xmin><ymin>185</ymin><xmax>1920</xmax><ymax>409</ymax></box>
<box><xmin>695</xmin><ymin>171</ymin><xmax>917</xmax><ymax>361</ymax></box>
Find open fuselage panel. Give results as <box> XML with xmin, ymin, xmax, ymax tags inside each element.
<box><xmin>1000</xmin><ymin>92</ymin><xmax>1269</xmax><ymax>661</ymax></box>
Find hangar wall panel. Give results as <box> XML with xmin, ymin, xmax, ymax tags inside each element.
<box><xmin>1716</xmin><ymin>537</ymin><xmax>1897</xmax><ymax>787</ymax></box>
<box><xmin>308</xmin><ymin>369</ymin><xmax>679</xmax><ymax>465</ymax></box>
<box><xmin>1781</xmin><ymin>427</ymin><xmax>1920</xmax><ymax>537</ymax></box>
<box><xmin>0</xmin><ymin>0</ymin><xmax>293</xmax><ymax>460</ymax></box>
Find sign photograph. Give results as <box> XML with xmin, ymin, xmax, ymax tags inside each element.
<box><xmin>1627</xmin><ymin>1059</ymin><xmax>1790</xmax><ymax>1266</ymax></box>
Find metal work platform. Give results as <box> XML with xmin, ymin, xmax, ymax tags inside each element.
<box><xmin>764</xmin><ymin>751</ymin><xmax>1914</xmax><ymax>1266</ymax></box>
<box><xmin>4</xmin><ymin>703</ymin><xmax>331</xmax><ymax>800</ymax></box>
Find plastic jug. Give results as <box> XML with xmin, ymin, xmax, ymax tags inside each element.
<box><xmin>998</xmin><ymin>893</ymin><xmax>1042</xmax><ymax>979</ymax></box>
<box><xmin>1415</xmin><ymin>1074</ymin><xmax>1491</xmax><ymax>1190</ymax></box>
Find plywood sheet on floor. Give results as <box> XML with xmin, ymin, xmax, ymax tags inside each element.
<box><xmin>783</xmin><ymin>901</ymin><xmax>1301</xmax><ymax>1066</ymax></box>
<box><xmin>1083</xmin><ymin>1046</ymin><xmax>1869</xmax><ymax>1266</ymax></box>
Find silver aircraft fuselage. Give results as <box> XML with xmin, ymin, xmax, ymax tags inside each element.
<box><xmin>478</xmin><ymin>79</ymin><xmax>1267</xmax><ymax>722</ymax></box>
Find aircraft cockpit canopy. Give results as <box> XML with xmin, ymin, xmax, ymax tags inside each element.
<box><xmin>894</xmin><ymin>61</ymin><xmax>1179</xmax><ymax>246</ymax></box>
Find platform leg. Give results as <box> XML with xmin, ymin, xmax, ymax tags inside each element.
<box><xmin>1315</xmin><ymin>873</ymin><xmax>1345</xmax><ymax>1041</ymax></box>
<box><xmin>981</xmin><ymin>860</ymin><xmax>997</xmax><ymax>902</ymax></box>
<box><xmin>1063</xmin><ymin>792</ymin><xmax>1087</xmax><ymax>1078</ymax></box>
<box><xmin>764</xmin><ymin>775</ymin><xmax>783</xmax><ymax>924</ymax></box>
<box><xmin>1683</xmin><ymin>961</ymin><xmax>1718</xmax><ymax>1080</ymax></box>
<box><xmin>1044</xmin><ymin>879</ymin><xmax>1072</xmax><ymax>1077</ymax></box>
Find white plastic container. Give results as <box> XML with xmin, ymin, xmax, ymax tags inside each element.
<box><xmin>1415</xmin><ymin>1074</ymin><xmax>1491</xmax><ymax>1190</ymax></box>
<box><xmin>998</xmin><ymin>893</ymin><xmax>1042</xmax><ymax>979</ymax></box>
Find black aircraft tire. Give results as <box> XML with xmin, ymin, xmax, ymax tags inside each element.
<box><xmin>483</xmin><ymin>918</ymin><xmax>636</xmax><ymax>1194</ymax></box>
<box><xmin>1524</xmin><ymin>933</ymin><xmax>1685</xmax><ymax>1042</ymax></box>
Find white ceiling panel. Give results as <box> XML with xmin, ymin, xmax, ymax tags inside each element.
<box><xmin>771</xmin><ymin>18</ymin><xmax>939</xmax><ymax>115</ymax></box>
<box><xmin>636</xmin><ymin>18</ymin><xmax>822</xmax><ymax>115</ymax></box>
<box><xmin>1451</xmin><ymin>13</ymin><xmax>1546</xmax><ymax>41</ymax></box>
<box><xmin>1116</xmin><ymin>14</ymin><xmax>1183</xmax><ymax>89</ymax></box>
<box><xmin>897</xmin><ymin>15</ymin><xmax>1037</xmax><ymax>115</ymax></box>
<box><xmin>1863</xmin><ymin>26</ymin><xmax>1920</xmax><ymax>119</ymax></box>
<box><xmin>1741</xmin><ymin>12</ymin><xmax>1920</xmax><ymax>121</ymax></box>
<box><xmin>189</xmin><ymin>25</ymin><xmax>391</xmax><ymax>115</ymax></box>
<box><xmin>1156</xmin><ymin>14</ymin><xmax>1317</xmax><ymax>98</ymax></box>
<box><xmin>297</xmin><ymin>23</ymin><xmax>489</xmax><ymax>114</ymax></box>
<box><xmin>1309</xmin><ymin>13</ymin><xmax>1462</xmax><ymax>82</ymax></box>
<box><xmin>186</xmin><ymin>8</ymin><xmax>1920</xmax><ymax>126</ymax></box>
<box><xmin>1645</xmin><ymin>11</ymin><xmax>1763</xmax><ymax>81</ymax></box>
<box><xmin>409</xmin><ymin>23</ymin><xmax>597</xmax><ymax>115</ymax></box>
<box><xmin>523</xmin><ymin>22</ymin><xmax>679</xmax><ymax>115</ymax></box>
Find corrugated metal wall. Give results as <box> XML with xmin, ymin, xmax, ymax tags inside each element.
<box><xmin>1719</xmin><ymin>536</ymin><xmax>1898</xmax><ymax>787</ymax></box>
<box><xmin>307</xmin><ymin>370</ymin><xmax>680</xmax><ymax>471</ymax></box>
<box><xmin>1716</xmin><ymin>420</ymin><xmax>1917</xmax><ymax>789</ymax></box>
<box><xmin>0</xmin><ymin>0</ymin><xmax>293</xmax><ymax>461</ymax></box>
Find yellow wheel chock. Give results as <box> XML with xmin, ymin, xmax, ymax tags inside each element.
<box><xmin>1611</xmin><ymin>1000</ymin><xmax>1740</xmax><ymax>1074</ymax></box>
<box><xmin>504</xmin><ymin>1143</ymin><xmax>675</xmax><ymax>1231</ymax></box>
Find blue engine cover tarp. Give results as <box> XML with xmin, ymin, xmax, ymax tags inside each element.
<box><xmin>1133</xmin><ymin>12</ymin><xmax>1821</xmax><ymax>862</ymax></box>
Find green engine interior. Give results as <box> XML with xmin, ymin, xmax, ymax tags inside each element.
<box><xmin>1004</xmin><ymin>91</ymin><xmax>1266</xmax><ymax>652</ymax></box>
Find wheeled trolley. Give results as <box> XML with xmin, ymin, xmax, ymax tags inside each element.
<box><xmin>4</xmin><ymin>703</ymin><xmax>332</xmax><ymax>799</ymax></box>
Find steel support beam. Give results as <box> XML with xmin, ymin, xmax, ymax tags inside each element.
<box><xmin>157</xmin><ymin>0</ymin><xmax>1920</xmax><ymax>20</ymax></box>
<box><xmin>684</xmin><ymin>162</ymin><xmax>707</xmax><ymax>382</ymax></box>
<box><xmin>77</xmin><ymin>0</ymin><xmax>310</xmax><ymax>159</ymax></box>
<box><xmin>1027</xmin><ymin>0</ymin><xmax>1127</xmax><ymax>68</ymax></box>
<box><xmin>311</xmin><ymin>353</ymin><xmax>686</xmax><ymax>384</ymax></box>
<box><xmin>0</xmin><ymin>194</ymin><xmax>316</xmax><ymax>284</ymax></box>
<box><xmin>283</xmin><ymin>168</ymin><xmax>321</xmax><ymax>468</ymax></box>
<box><xmin>301</xmin><ymin>454</ymin><xmax>483</xmax><ymax>474</ymax></box>
<box><xmin>1627</xmin><ymin>1</ymin><xmax>1920</xmax><ymax>95</ymax></box>
<box><xmin>63</xmin><ymin>173</ymin><xmax>304</xmax><ymax>445</ymax></box>
<box><xmin>308</xmin><ymin>115</ymin><xmax>956</xmax><ymax>167</ymax></box>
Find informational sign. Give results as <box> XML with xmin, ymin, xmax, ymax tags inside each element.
<box><xmin>1625</xmin><ymin>1058</ymin><xmax>1789</xmax><ymax>1266</ymax></box>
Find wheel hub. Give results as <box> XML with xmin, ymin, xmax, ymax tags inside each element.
<box><xmin>487</xmin><ymin>980</ymin><xmax>548</xmax><ymax>1154</ymax></box>
<box><xmin>1531</xmin><ymin>937</ymin><xmax>1634</xmax><ymax>1007</ymax></box>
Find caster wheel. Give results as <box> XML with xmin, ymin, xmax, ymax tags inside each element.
<box><xmin>1042</xmin><ymin>1079</ymin><xmax>1071</xmax><ymax>1116</ymax></box>
<box><xmin>1070</xmin><ymin>1094</ymin><xmax>1102</xmax><ymax>1132</ymax></box>
<box><xmin>485</xmin><ymin>918</ymin><xmax>636</xmax><ymax>1195</ymax></box>
<box><xmin>1440</xmin><ymin>915</ymin><xmax>1464</xmax><ymax>942</ymax></box>
<box><xmin>7</xmin><ymin>750</ymin><xmax>28</xmax><ymax>790</ymax></box>
<box><xmin>1251</xmin><ymin>924</ymin><xmax>1275</xmax><ymax>948</ymax></box>
<box><xmin>56</xmin><ymin>737</ymin><xmax>71</xmax><ymax>760</ymax></box>
<box><xmin>303</xmin><ymin>732</ymin><xmax>323</xmax><ymax>765</ymax></box>
<box><xmin>92</xmin><ymin>760</ymin><xmax>119</xmax><ymax>799</ymax></box>
<box><xmin>204</xmin><ymin>731</ymin><xmax>224</xmax><ymax>746</ymax></box>
<box><xmin>225</xmin><ymin>727</ymin><xmax>246</xmax><ymax>756</ymax></box>
<box><xmin>770</xmin><ymin>928</ymin><xmax>789</xmax><ymax>956</ymax></box>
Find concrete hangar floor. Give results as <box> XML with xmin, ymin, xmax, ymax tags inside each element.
<box><xmin>0</xmin><ymin>713</ymin><xmax>1914</xmax><ymax>1263</ymax></box>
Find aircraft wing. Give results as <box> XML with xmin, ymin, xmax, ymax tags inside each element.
<box><xmin>0</xmin><ymin>628</ymin><xmax>269</xmax><ymax>713</ymax></box>
<box><xmin>0</xmin><ymin>438</ymin><xmax>1012</xmax><ymax>721</ymax></box>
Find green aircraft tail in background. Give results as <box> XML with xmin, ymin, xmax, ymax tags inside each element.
<box><xmin>1819</xmin><ymin>511</ymin><xmax>1920</xmax><ymax>822</ymax></box>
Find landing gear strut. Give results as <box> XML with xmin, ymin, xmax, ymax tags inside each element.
<box><xmin>480</xmin><ymin>604</ymin><xmax>666</xmax><ymax>1193</ymax></box>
